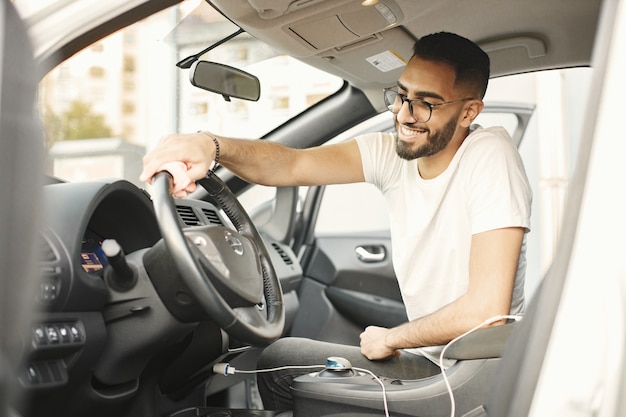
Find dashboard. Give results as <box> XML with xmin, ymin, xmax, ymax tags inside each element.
<box><xmin>22</xmin><ymin>178</ymin><xmax>302</xmax><ymax>416</ymax></box>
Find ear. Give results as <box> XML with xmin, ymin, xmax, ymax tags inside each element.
<box><xmin>459</xmin><ymin>100</ymin><xmax>484</xmax><ymax>128</ymax></box>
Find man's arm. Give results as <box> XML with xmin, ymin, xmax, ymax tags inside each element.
<box><xmin>140</xmin><ymin>132</ymin><xmax>365</xmax><ymax>192</ymax></box>
<box><xmin>360</xmin><ymin>226</ymin><xmax>525</xmax><ymax>360</ymax></box>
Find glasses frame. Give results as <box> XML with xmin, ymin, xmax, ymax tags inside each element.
<box><xmin>383</xmin><ymin>87</ymin><xmax>475</xmax><ymax>123</ymax></box>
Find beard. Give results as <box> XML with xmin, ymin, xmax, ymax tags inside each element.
<box><xmin>395</xmin><ymin>111</ymin><xmax>460</xmax><ymax>160</ymax></box>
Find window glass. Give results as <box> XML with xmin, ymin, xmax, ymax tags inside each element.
<box><xmin>474</xmin><ymin>112</ymin><xmax>518</xmax><ymax>136</ymax></box>
<box><xmin>39</xmin><ymin>0</ymin><xmax>342</xmax><ymax>186</ymax></box>
<box><xmin>316</xmin><ymin>183</ymin><xmax>390</xmax><ymax>234</ymax></box>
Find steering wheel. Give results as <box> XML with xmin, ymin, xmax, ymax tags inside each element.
<box><xmin>150</xmin><ymin>171</ymin><xmax>285</xmax><ymax>346</ymax></box>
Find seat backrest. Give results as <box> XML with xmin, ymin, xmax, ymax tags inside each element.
<box><xmin>477</xmin><ymin>278</ymin><xmax>553</xmax><ymax>417</ymax></box>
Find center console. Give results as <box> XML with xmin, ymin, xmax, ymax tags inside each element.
<box><xmin>290</xmin><ymin>324</ymin><xmax>517</xmax><ymax>416</ymax></box>
<box><xmin>290</xmin><ymin>358</ymin><xmax>499</xmax><ymax>417</ymax></box>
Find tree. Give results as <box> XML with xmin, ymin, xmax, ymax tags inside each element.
<box><xmin>44</xmin><ymin>100</ymin><xmax>114</xmax><ymax>146</ymax></box>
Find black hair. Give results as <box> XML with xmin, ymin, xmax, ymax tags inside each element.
<box><xmin>412</xmin><ymin>32</ymin><xmax>490</xmax><ymax>99</ymax></box>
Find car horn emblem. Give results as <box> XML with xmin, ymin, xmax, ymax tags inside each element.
<box><xmin>224</xmin><ymin>231</ymin><xmax>244</xmax><ymax>255</ymax></box>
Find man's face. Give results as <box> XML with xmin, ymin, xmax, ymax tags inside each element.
<box><xmin>393</xmin><ymin>57</ymin><xmax>466</xmax><ymax>160</ymax></box>
<box><xmin>395</xmin><ymin>108</ymin><xmax>461</xmax><ymax>160</ymax></box>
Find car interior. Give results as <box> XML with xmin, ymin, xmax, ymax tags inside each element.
<box><xmin>2</xmin><ymin>0</ymin><xmax>622</xmax><ymax>416</ymax></box>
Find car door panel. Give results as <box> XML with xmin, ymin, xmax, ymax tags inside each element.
<box><xmin>289</xmin><ymin>233</ymin><xmax>407</xmax><ymax>344</ymax></box>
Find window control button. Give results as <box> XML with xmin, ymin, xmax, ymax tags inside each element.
<box><xmin>45</xmin><ymin>325</ymin><xmax>60</xmax><ymax>344</ymax></box>
<box><xmin>33</xmin><ymin>326</ymin><xmax>46</xmax><ymax>346</ymax></box>
<box><xmin>58</xmin><ymin>325</ymin><xmax>71</xmax><ymax>343</ymax></box>
<box><xmin>69</xmin><ymin>324</ymin><xmax>81</xmax><ymax>342</ymax></box>
<box><xmin>26</xmin><ymin>365</ymin><xmax>41</xmax><ymax>384</ymax></box>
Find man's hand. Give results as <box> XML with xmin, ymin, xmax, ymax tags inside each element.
<box><xmin>140</xmin><ymin>132</ymin><xmax>217</xmax><ymax>196</ymax></box>
<box><xmin>359</xmin><ymin>326</ymin><xmax>400</xmax><ymax>360</ymax></box>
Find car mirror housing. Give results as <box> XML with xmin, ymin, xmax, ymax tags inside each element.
<box><xmin>190</xmin><ymin>60</ymin><xmax>260</xmax><ymax>102</ymax></box>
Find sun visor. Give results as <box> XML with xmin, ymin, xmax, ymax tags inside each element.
<box><xmin>298</xmin><ymin>26</ymin><xmax>414</xmax><ymax>90</ymax></box>
<box><xmin>288</xmin><ymin>2</ymin><xmax>402</xmax><ymax>51</ymax></box>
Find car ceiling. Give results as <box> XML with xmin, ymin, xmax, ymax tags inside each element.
<box><xmin>210</xmin><ymin>0</ymin><xmax>603</xmax><ymax>108</ymax></box>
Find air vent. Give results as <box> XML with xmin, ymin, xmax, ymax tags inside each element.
<box><xmin>176</xmin><ymin>206</ymin><xmax>201</xmax><ymax>226</ymax></box>
<box><xmin>39</xmin><ymin>236</ymin><xmax>57</xmax><ymax>262</ymax></box>
<box><xmin>271</xmin><ymin>243</ymin><xmax>293</xmax><ymax>265</ymax></box>
<box><xmin>202</xmin><ymin>208</ymin><xmax>223</xmax><ymax>225</ymax></box>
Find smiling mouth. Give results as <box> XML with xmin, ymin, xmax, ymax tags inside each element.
<box><xmin>398</xmin><ymin>124</ymin><xmax>428</xmax><ymax>142</ymax></box>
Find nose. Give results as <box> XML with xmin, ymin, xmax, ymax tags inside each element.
<box><xmin>396</xmin><ymin>99</ymin><xmax>416</xmax><ymax>124</ymax></box>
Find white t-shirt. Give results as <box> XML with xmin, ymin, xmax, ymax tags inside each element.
<box><xmin>356</xmin><ymin>126</ymin><xmax>532</xmax><ymax>365</ymax></box>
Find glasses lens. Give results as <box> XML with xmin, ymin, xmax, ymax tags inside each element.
<box><xmin>384</xmin><ymin>89</ymin><xmax>432</xmax><ymax>122</ymax></box>
<box><xmin>384</xmin><ymin>90</ymin><xmax>402</xmax><ymax>113</ymax></box>
<box><xmin>412</xmin><ymin>100</ymin><xmax>431</xmax><ymax>123</ymax></box>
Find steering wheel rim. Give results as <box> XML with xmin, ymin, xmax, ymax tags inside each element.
<box><xmin>151</xmin><ymin>171</ymin><xmax>285</xmax><ymax>346</ymax></box>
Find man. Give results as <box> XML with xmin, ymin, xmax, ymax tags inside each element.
<box><xmin>140</xmin><ymin>32</ymin><xmax>532</xmax><ymax>411</ymax></box>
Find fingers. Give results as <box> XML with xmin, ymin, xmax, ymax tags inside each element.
<box><xmin>140</xmin><ymin>132</ymin><xmax>215</xmax><ymax>184</ymax></box>
<box><xmin>158</xmin><ymin>161</ymin><xmax>193</xmax><ymax>197</ymax></box>
<box><xmin>171</xmin><ymin>182</ymin><xmax>197</xmax><ymax>199</ymax></box>
<box><xmin>360</xmin><ymin>326</ymin><xmax>398</xmax><ymax>360</ymax></box>
<box><xmin>140</xmin><ymin>151</ymin><xmax>171</xmax><ymax>184</ymax></box>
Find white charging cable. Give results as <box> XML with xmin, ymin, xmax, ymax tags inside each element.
<box><xmin>353</xmin><ymin>366</ymin><xmax>390</xmax><ymax>417</ymax></box>
<box><xmin>439</xmin><ymin>314</ymin><xmax>523</xmax><ymax>417</ymax></box>
<box><xmin>213</xmin><ymin>363</ymin><xmax>391</xmax><ymax>417</ymax></box>
<box><xmin>213</xmin><ymin>363</ymin><xmax>325</xmax><ymax>376</ymax></box>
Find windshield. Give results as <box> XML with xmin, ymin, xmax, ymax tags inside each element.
<box><xmin>35</xmin><ymin>0</ymin><xmax>343</xmax><ymax>186</ymax></box>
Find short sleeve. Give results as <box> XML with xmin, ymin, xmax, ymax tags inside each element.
<box><xmin>461</xmin><ymin>128</ymin><xmax>532</xmax><ymax>234</ymax></box>
<box><xmin>355</xmin><ymin>132</ymin><xmax>405</xmax><ymax>193</ymax></box>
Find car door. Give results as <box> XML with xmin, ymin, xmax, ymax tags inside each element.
<box><xmin>0</xmin><ymin>2</ymin><xmax>44</xmax><ymax>415</ymax></box>
<box><xmin>287</xmin><ymin>104</ymin><xmax>535</xmax><ymax>346</ymax></box>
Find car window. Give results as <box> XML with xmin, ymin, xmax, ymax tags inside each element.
<box><xmin>40</xmin><ymin>0</ymin><xmax>342</xmax><ymax>186</ymax></box>
<box><xmin>474</xmin><ymin>112</ymin><xmax>518</xmax><ymax>139</ymax></box>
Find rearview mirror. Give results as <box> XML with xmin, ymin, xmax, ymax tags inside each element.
<box><xmin>190</xmin><ymin>61</ymin><xmax>260</xmax><ymax>102</ymax></box>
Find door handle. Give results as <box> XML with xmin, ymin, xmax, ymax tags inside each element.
<box><xmin>355</xmin><ymin>245</ymin><xmax>386</xmax><ymax>263</ymax></box>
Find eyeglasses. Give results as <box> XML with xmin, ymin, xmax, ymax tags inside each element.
<box><xmin>383</xmin><ymin>87</ymin><xmax>474</xmax><ymax>123</ymax></box>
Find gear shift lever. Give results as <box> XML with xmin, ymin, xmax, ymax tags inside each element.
<box><xmin>102</xmin><ymin>239</ymin><xmax>137</xmax><ymax>291</ymax></box>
